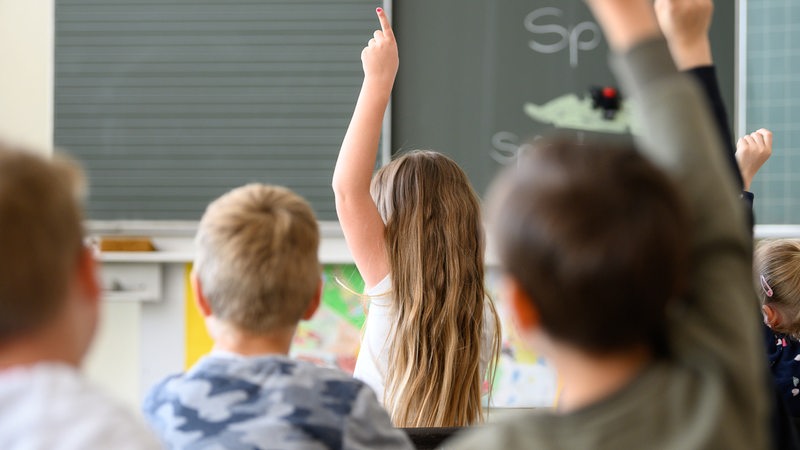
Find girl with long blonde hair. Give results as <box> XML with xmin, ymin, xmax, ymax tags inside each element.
<box><xmin>332</xmin><ymin>9</ymin><xmax>501</xmax><ymax>428</ymax></box>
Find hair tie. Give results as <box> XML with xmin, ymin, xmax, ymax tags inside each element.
<box><xmin>760</xmin><ymin>274</ymin><xmax>774</xmax><ymax>298</ymax></box>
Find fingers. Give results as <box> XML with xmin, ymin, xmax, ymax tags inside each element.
<box><xmin>736</xmin><ymin>128</ymin><xmax>773</xmax><ymax>189</ymax></box>
<box><xmin>740</xmin><ymin>135</ymin><xmax>756</xmax><ymax>152</ymax></box>
<box><xmin>359</xmin><ymin>7</ymin><xmax>399</xmax><ymax>84</ymax></box>
<box><xmin>756</xmin><ymin>128</ymin><xmax>773</xmax><ymax>148</ymax></box>
<box><xmin>751</xmin><ymin>132</ymin><xmax>767</xmax><ymax>148</ymax></box>
<box><xmin>737</xmin><ymin>135</ymin><xmax>757</xmax><ymax>152</ymax></box>
<box><xmin>738</xmin><ymin>129</ymin><xmax>774</xmax><ymax>155</ymax></box>
<box><xmin>746</xmin><ymin>130</ymin><xmax>771</xmax><ymax>149</ymax></box>
<box><xmin>366</xmin><ymin>10</ymin><xmax>391</xmax><ymax>49</ymax></box>
<box><xmin>376</xmin><ymin>7</ymin><xmax>394</xmax><ymax>38</ymax></box>
<box><xmin>747</xmin><ymin>134</ymin><xmax>759</xmax><ymax>147</ymax></box>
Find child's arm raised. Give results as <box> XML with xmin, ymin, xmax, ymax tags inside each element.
<box><xmin>656</xmin><ymin>0</ymin><xmax>745</xmax><ymax>192</ymax></box>
<box><xmin>332</xmin><ymin>9</ymin><xmax>397</xmax><ymax>289</ymax></box>
<box><xmin>586</xmin><ymin>0</ymin><xmax>755</xmax><ymax>349</ymax></box>
<box><xmin>587</xmin><ymin>0</ymin><xmax>767</xmax><ymax>444</ymax></box>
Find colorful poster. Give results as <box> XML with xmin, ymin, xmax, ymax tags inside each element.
<box><xmin>184</xmin><ymin>264</ymin><xmax>558</xmax><ymax>407</ymax></box>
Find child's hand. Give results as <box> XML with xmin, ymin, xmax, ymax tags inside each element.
<box><xmin>655</xmin><ymin>0</ymin><xmax>714</xmax><ymax>69</ymax></box>
<box><xmin>655</xmin><ymin>0</ymin><xmax>713</xmax><ymax>47</ymax></box>
<box><xmin>736</xmin><ymin>128</ymin><xmax>773</xmax><ymax>191</ymax></box>
<box><xmin>361</xmin><ymin>8</ymin><xmax>398</xmax><ymax>88</ymax></box>
<box><xmin>583</xmin><ymin>0</ymin><xmax>661</xmax><ymax>52</ymax></box>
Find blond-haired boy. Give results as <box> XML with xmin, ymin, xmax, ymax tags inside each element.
<box><xmin>143</xmin><ymin>184</ymin><xmax>411</xmax><ymax>449</ymax></box>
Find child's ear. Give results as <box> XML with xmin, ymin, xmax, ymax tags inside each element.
<box><xmin>301</xmin><ymin>280</ymin><xmax>323</xmax><ymax>321</ymax></box>
<box><xmin>762</xmin><ymin>304</ymin><xmax>782</xmax><ymax>329</ymax></box>
<box><xmin>190</xmin><ymin>271</ymin><xmax>213</xmax><ymax>318</ymax></box>
<box><xmin>507</xmin><ymin>277</ymin><xmax>540</xmax><ymax>332</ymax></box>
<box><xmin>76</xmin><ymin>245</ymin><xmax>101</xmax><ymax>305</ymax></box>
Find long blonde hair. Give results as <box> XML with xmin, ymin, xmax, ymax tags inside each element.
<box><xmin>370</xmin><ymin>150</ymin><xmax>501</xmax><ymax>427</ymax></box>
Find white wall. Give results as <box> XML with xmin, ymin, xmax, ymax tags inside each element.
<box><xmin>0</xmin><ymin>2</ymin><xmax>149</xmax><ymax>411</ymax></box>
<box><xmin>0</xmin><ymin>0</ymin><xmax>53</xmax><ymax>153</ymax></box>
<box><xmin>83</xmin><ymin>302</ymin><xmax>142</xmax><ymax>410</ymax></box>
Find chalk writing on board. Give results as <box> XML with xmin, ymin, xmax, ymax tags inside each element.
<box><xmin>525</xmin><ymin>7</ymin><xmax>602</xmax><ymax>68</ymax></box>
<box><xmin>489</xmin><ymin>132</ymin><xmax>539</xmax><ymax>166</ymax></box>
<box><xmin>490</xmin><ymin>93</ymin><xmax>638</xmax><ymax>166</ymax></box>
<box><xmin>490</xmin><ymin>132</ymin><xmax>522</xmax><ymax>165</ymax></box>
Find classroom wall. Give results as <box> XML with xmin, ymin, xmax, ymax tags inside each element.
<box><xmin>0</xmin><ymin>0</ymin><xmax>53</xmax><ymax>153</ymax></box>
<box><xmin>83</xmin><ymin>301</ymin><xmax>142</xmax><ymax>410</ymax></box>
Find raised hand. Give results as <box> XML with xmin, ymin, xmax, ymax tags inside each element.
<box><xmin>583</xmin><ymin>0</ymin><xmax>661</xmax><ymax>52</ymax></box>
<box><xmin>332</xmin><ymin>7</ymin><xmax>397</xmax><ymax>289</ymax></box>
<box><xmin>736</xmin><ymin>129</ymin><xmax>773</xmax><ymax>191</ymax></box>
<box><xmin>655</xmin><ymin>0</ymin><xmax>714</xmax><ymax>69</ymax></box>
<box><xmin>361</xmin><ymin>8</ymin><xmax>398</xmax><ymax>88</ymax></box>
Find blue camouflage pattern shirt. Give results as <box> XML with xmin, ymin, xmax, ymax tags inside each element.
<box><xmin>143</xmin><ymin>352</ymin><xmax>412</xmax><ymax>450</ymax></box>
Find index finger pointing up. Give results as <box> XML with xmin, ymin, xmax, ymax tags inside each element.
<box><xmin>376</xmin><ymin>7</ymin><xmax>394</xmax><ymax>38</ymax></box>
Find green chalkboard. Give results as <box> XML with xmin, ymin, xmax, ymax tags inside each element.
<box><xmin>393</xmin><ymin>0</ymin><xmax>736</xmax><ymax>198</ymax></box>
<box><xmin>55</xmin><ymin>0</ymin><xmax>377</xmax><ymax>221</ymax></box>
<box><xmin>55</xmin><ymin>0</ymin><xmax>736</xmax><ymax>222</ymax></box>
<box><xmin>746</xmin><ymin>0</ymin><xmax>800</xmax><ymax>224</ymax></box>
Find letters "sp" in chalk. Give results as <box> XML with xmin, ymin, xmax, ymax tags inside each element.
<box><xmin>524</xmin><ymin>7</ymin><xmax>601</xmax><ymax>68</ymax></box>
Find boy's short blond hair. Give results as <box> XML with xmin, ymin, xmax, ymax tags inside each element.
<box><xmin>0</xmin><ymin>146</ymin><xmax>85</xmax><ymax>339</ymax></box>
<box><xmin>194</xmin><ymin>184</ymin><xmax>321</xmax><ymax>333</ymax></box>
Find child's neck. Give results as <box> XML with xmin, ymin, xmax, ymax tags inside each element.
<box><xmin>553</xmin><ymin>344</ymin><xmax>652</xmax><ymax>413</ymax></box>
<box><xmin>0</xmin><ymin>317</ymin><xmax>83</xmax><ymax>371</ymax></box>
<box><xmin>209</xmin><ymin>318</ymin><xmax>296</xmax><ymax>356</ymax></box>
<box><xmin>0</xmin><ymin>340</ymin><xmax>78</xmax><ymax>371</ymax></box>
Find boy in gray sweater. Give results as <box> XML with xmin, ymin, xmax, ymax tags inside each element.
<box><xmin>452</xmin><ymin>0</ymin><xmax>769</xmax><ymax>448</ymax></box>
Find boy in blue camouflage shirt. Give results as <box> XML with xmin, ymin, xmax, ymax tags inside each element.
<box><xmin>143</xmin><ymin>184</ymin><xmax>412</xmax><ymax>450</ymax></box>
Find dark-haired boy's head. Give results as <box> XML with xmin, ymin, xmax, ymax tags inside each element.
<box><xmin>490</xmin><ymin>137</ymin><xmax>690</xmax><ymax>355</ymax></box>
